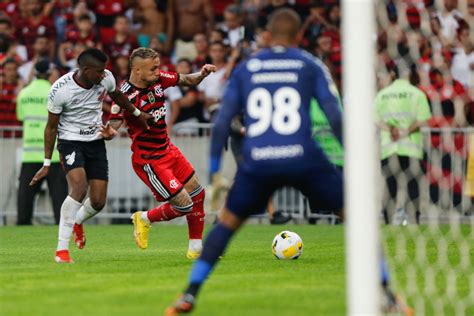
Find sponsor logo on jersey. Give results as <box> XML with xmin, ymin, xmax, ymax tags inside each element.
<box><xmin>247</xmin><ymin>59</ymin><xmax>262</xmax><ymax>72</ymax></box>
<box><xmin>49</xmin><ymin>75</ymin><xmax>72</xmax><ymax>102</ymax></box>
<box><xmin>251</xmin><ymin>144</ymin><xmax>304</xmax><ymax>160</ymax></box>
<box><xmin>150</xmin><ymin>106</ymin><xmax>166</xmax><ymax>122</ymax></box>
<box><xmin>147</xmin><ymin>91</ymin><xmax>155</xmax><ymax>103</ymax></box>
<box><xmin>247</xmin><ymin>59</ymin><xmax>304</xmax><ymax>73</ymax></box>
<box><xmin>161</xmin><ymin>72</ymin><xmax>175</xmax><ymax>79</ymax></box>
<box><xmin>154</xmin><ymin>85</ymin><xmax>164</xmax><ymax>97</ymax></box>
<box><xmin>79</xmin><ymin>126</ymin><xmax>98</xmax><ymax>135</ymax></box>
<box><xmin>65</xmin><ymin>151</ymin><xmax>76</xmax><ymax>165</ymax></box>
<box><xmin>169</xmin><ymin>179</ymin><xmax>178</xmax><ymax>189</ymax></box>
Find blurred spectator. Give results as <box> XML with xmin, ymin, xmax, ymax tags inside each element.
<box><xmin>421</xmin><ymin>66</ymin><xmax>472</xmax><ymax>212</ymax></box>
<box><xmin>468</xmin><ymin>0</ymin><xmax>474</xmax><ymax>17</ymax></box>
<box><xmin>192</xmin><ymin>33</ymin><xmax>211</xmax><ymax>71</ymax></box>
<box><xmin>300</xmin><ymin>1</ymin><xmax>327</xmax><ymax>48</ymax></box>
<box><xmin>0</xmin><ymin>58</ymin><xmax>23</xmax><ymax>137</ymax></box>
<box><xmin>197</xmin><ymin>41</ymin><xmax>227</xmax><ymax>120</ymax></box>
<box><xmin>257</xmin><ymin>0</ymin><xmax>300</xmax><ymax>30</ymax></box>
<box><xmin>435</xmin><ymin>0</ymin><xmax>464</xmax><ymax>46</ymax></box>
<box><xmin>15</xmin><ymin>0</ymin><xmax>56</xmax><ymax>59</ymax></box>
<box><xmin>93</xmin><ymin>0</ymin><xmax>126</xmax><ymax>41</ymax></box>
<box><xmin>166</xmin><ymin>58</ymin><xmax>206</xmax><ymax>133</ymax></box>
<box><xmin>421</xmin><ymin>67</ymin><xmax>470</xmax><ymax>127</ymax></box>
<box><xmin>220</xmin><ymin>4</ymin><xmax>245</xmax><ymax>47</ymax></box>
<box><xmin>58</xmin><ymin>42</ymin><xmax>87</xmax><ymax>70</ymax></box>
<box><xmin>65</xmin><ymin>13</ymin><xmax>101</xmax><ymax>49</ymax></box>
<box><xmin>429</xmin><ymin>13</ymin><xmax>450</xmax><ymax>51</ymax></box>
<box><xmin>255</xmin><ymin>29</ymin><xmax>271</xmax><ymax>50</ymax></box>
<box><xmin>16</xmin><ymin>60</ymin><xmax>67</xmax><ymax>225</ymax></box>
<box><xmin>49</xmin><ymin>0</ymin><xmax>75</xmax><ymax>42</ymax></box>
<box><xmin>171</xmin><ymin>0</ymin><xmax>214</xmax><ymax>61</ymax></box>
<box><xmin>209</xmin><ymin>28</ymin><xmax>227</xmax><ymax>43</ymax></box>
<box><xmin>18</xmin><ymin>36</ymin><xmax>52</xmax><ymax>84</ymax></box>
<box><xmin>450</xmin><ymin>23</ymin><xmax>474</xmax><ymax>90</ymax></box>
<box><xmin>0</xmin><ymin>0</ymin><xmax>19</xmax><ymax>18</ymax></box>
<box><xmin>133</xmin><ymin>0</ymin><xmax>173</xmax><ymax>52</ymax></box>
<box><xmin>104</xmin><ymin>15</ymin><xmax>139</xmax><ymax>65</ymax></box>
<box><xmin>148</xmin><ymin>36</ymin><xmax>176</xmax><ymax>72</ymax></box>
<box><xmin>112</xmin><ymin>55</ymin><xmax>130</xmax><ymax>84</ymax></box>
<box><xmin>313</xmin><ymin>32</ymin><xmax>332</xmax><ymax>61</ymax></box>
<box><xmin>0</xmin><ymin>17</ymin><xmax>28</xmax><ymax>63</ymax></box>
<box><xmin>211</xmin><ymin>0</ymin><xmax>235</xmax><ymax>22</ymax></box>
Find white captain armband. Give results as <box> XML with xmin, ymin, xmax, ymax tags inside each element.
<box><xmin>132</xmin><ymin>108</ymin><xmax>141</xmax><ymax>117</ymax></box>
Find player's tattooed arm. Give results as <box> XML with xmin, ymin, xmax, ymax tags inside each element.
<box><xmin>178</xmin><ymin>64</ymin><xmax>217</xmax><ymax>86</ymax></box>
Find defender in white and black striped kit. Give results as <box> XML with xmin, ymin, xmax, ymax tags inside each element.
<box><xmin>30</xmin><ymin>48</ymin><xmax>152</xmax><ymax>263</ymax></box>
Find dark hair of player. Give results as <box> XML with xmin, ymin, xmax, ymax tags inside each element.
<box><xmin>77</xmin><ymin>48</ymin><xmax>108</xmax><ymax>67</ymax></box>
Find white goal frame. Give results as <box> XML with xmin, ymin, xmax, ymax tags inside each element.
<box><xmin>343</xmin><ymin>0</ymin><xmax>380</xmax><ymax>315</ymax></box>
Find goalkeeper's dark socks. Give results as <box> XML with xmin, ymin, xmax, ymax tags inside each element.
<box><xmin>185</xmin><ymin>283</ymin><xmax>201</xmax><ymax>298</ymax></box>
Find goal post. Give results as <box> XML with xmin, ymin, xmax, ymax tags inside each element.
<box><xmin>343</xmin><ymin>0</ymin><xmax>380</xmax><ymax>315</ymax></box>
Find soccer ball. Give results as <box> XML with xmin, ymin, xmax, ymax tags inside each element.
<box><xmin>272</xmin><ymin>230</ymin><xmax>303</xmax><ymax>260</ymax></box>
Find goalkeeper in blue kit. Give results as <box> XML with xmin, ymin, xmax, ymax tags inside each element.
<box><xmin>166</xmin><ymin>8</ymin><xmax>411</xmax><ymax>315</ymax></box>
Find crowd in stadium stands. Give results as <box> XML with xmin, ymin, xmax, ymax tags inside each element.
<box><xmin>376</xmin><ymin>0</ymin><xmax>474</xmax><ymax>210</ymax></box>
<box><xmin>0</xmin><ymin>0</ymin><xmax>339</xmax><ymax>135</ymax></box>
<box><xmin>0</xmin><ymin>0</ymin><xmax>472</xmax><ymax>138</ymax></box>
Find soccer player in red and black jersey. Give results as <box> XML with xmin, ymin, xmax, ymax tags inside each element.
<box><xmin>106</xmin><ymin>47</ymin><xmax>216</xmax><ymax>259</ymax></box>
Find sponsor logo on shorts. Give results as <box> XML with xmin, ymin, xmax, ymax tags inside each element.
<box><xmin>65</xmin><ymin>151</ymin><xmax>76</xmax><ymax>165</ymax></box>
<box><xmin>169</xmin><ymin>179</ymin><xmax>178</xmax><ymax>189</ymax></box>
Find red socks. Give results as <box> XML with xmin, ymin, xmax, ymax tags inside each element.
<box><xmin>146</xmin><ymin>186</ymin><xmax>205</xmax><ymax>241</ymax></box>
<box><xmin>187</xmin><ymin>188</ymin><xmax>205</xmax><ymax>240</ymax></box>
<box><xmin>147</xmin><ymin>202</ymin><xmax>182</xmax><ymax>222</ymax></box>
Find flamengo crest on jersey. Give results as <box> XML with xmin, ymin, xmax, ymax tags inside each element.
<box><xmin>48</xmin><ymin>69</ymin><xmax>116</xmax><ymax>142</ymax></box>
<box><xmin>110</xmin><ymin>70</ymin><xmax>179</xmax><ymax>160</ymax></box>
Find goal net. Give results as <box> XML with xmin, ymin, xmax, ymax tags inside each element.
<box><xmin>374</xmin><ymin>1</ymin><xmax>474</xmax><ymax>314</ymax></box>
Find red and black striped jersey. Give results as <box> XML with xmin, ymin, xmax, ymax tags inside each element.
<box><xmin>110</xmin><ymin>70</ymin><xmax>179</xmax><ymax>161</ymax></box>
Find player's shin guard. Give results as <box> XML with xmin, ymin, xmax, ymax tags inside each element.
<box><xmin>187</xmin><ymin>186</ymin><xmax>205</xmax><ymax>240</ymax></box>
<box><xmin>75</xmin><ymin>198</ymin><xmax>101</xmax><ymax>225</ymax></box>
<box><xmin>57</xmin><ymin>196</ymin><xmax>82</xmax><ymax>251</ymax></box>
<box><xmin>186</xmin><ymin>223</ymin><xmax>235</xmax><ymax>296</ymax></box>
<box><xmin>147</xmin><ymin>202</ymin><xmax>192</xmax><ymax>222</ymax></box>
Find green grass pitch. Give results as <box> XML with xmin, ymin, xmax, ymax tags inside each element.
<box><xmin>1</xmin><ymin>224</ymin><xmax>472</xmax><ymax>315</ymax></box>
<box><xmin>0</xmin><ymin>225</ymin><xmax>346</xmax><ymax>316</ymax></box>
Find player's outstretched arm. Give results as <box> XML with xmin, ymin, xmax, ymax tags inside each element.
<box><xmin>30</xmin><ymin>112</ymin><xmax>60</xmax><ymax>186</ymax></box>
<box><xmin>109</xmin><ymin>90</ymin><xmax>153</xmax><ymax>129</ymax></box>
<box><xmin>178</xmin><ymin>64</ymin><xmax>216</xmax><ymax>86</ymax></box>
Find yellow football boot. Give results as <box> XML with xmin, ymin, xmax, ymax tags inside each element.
<box><xmin>130</xmin><ymin>211</ymin><xmax>151</xmax><ymax>249</ymax></box>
